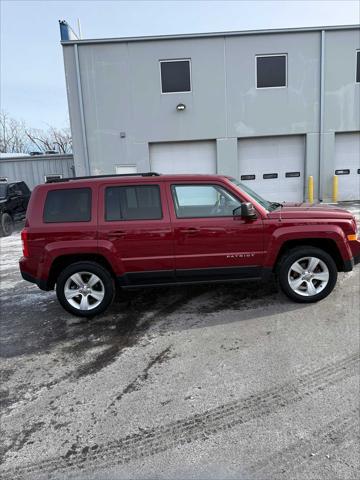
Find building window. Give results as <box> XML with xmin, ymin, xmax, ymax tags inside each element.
<box><xmin>105</xmin><ymin>185</ymin><xmax>162</xmax><ymax>221</ymax></box>
<box><xmin>356</xmin><ymin>51</ymin><xmax>360</xmax><ymax>83</ymax></box>
<box><xmin>256</xmin><ymin>54</ymin><xmax>287</xmax><ymax>88</ymax></box>
<box><xmin>44</xmin><ymin>174</ymin><xmax>62</xmax><ymax>182</ymax></box>
<box><xmin>44</xmin><ymin>188</ymin><xmax>91</xmax><ymax>223</ymax></box>
<box><xmin>160</xmin><ymin>59</ymin><xmax>191</xmax><ymax>93</ymax></box>
<box><xmin>115</xmin><ymin>165</ymin><xmax>137</xmax><ymax>175</ymax></box>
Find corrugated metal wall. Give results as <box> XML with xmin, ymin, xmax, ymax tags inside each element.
<box><xmin>0</xmin><ymin>154</ymin><xmax>74</xmax><ymax>190</ymax></box>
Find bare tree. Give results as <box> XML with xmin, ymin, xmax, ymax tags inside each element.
<box><xmin>0</xmin><ymin>111</ymin><xmax>72</xmax><ymax>155</ymax></box>
<box><xmin>0</xmin><ymin>111</ymin><xmax>28</xmax><ymax>153</ymax></box>
<box><xmin>26</xmin><ymin>126</ymin><xmax>72</xmax><ymax>154</ymax></box>
<box><xmin>51</xmin><ymin>127</ymin><xmax>72</xmax><ymax>154</ymax></box>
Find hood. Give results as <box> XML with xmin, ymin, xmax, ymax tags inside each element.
<box><xmin>267</xmin><ymin>202</ymin><xmax>354</xmax><ymax>220</ymax></box>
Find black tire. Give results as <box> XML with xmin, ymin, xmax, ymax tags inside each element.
<box><xmin>278</xmin><ymin>246</ymin><xmax>338</xmax><ymax>303</ymax></box>
<box><xmin>56</xmin><ymin>261</ymin><xmax>115</xmax><ymax>317</ymax></box>
<box><xmin>0</xmin><ymin>213</ymin><xmax>14</xmax><ymax>237</ymax></box>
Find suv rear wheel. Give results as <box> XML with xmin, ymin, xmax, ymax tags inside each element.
<box><xmin>56</xmin><ymin>261</ymin><xmax>115</xmax><ymax>317</ymax></box>
<box><xmin>278</xmin><ymin>247</ymin><xmax>337</xmax><ymax>303</ymax></box>
<box><xmin>0</xmin><ymin>213</ymin><xmax>14</xmax><ymax>237</ymax></box>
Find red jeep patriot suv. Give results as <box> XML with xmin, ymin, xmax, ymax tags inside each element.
<box><xmin>19</xmin><ymin>173</ymin><xmax>360</xmax><ymax>317</ymax></box>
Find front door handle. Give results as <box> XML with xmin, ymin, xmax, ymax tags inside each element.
<box><xmin>179</xmin><ymin>227</ymin><xmax>200</xmax><ymax>235</ymax></box>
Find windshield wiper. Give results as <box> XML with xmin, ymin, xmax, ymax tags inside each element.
<box><xmin>269</xmin><ymin>202</ymin><xmax>283</xmax><ymax>211</ymax></box>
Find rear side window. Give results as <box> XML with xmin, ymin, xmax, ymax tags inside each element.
<box><xmin>105</xmin><ymin>185</ymin><xmax>162</xmax><ymax>221</ymax></box>
<box><xmin>17</xmin><ymin>182</ymin><xmax>30</xmax><ymax>195</ymax></box>
<box><xmin>44</xmin><ymin>188</ymin><xmax>91</xmax><ymax>223</ymax></box>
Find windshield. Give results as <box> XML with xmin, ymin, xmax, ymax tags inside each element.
<box><xmin>229</xmin><ymin>178</ymin><xmax>280</xmax><ymax>211</ymax></box>
<box><xmin>0</xmin><ymin>184</ymin><xmax>8</xmax><ymax>199</ymax></box>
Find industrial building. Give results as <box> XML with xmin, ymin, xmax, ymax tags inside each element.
<box><xmin>0</xmin><ymin>154</ymin><xmax>74</xmax><ymax>190</ymax></box>
<box><xmin>60</xmin><ymin>24</ymin><xmax>360</xmax><ymax>202</ymax></box>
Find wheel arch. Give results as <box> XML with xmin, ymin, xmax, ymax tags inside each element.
<box><xmin>274</xmin><ymin>238</ymin><xmax>345</xmax><ymax>272</ymax></box>
<box><xmin>48</xmin><ymin>254</ymin><xmax>116</xmax><ymax>289</ymax></box>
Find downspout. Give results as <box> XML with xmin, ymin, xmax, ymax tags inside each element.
<box><xmin>319</xmin><ymin>30</ymin><xmax>325</xmax><ymax>201</ymax></box>
<box><xmin>74</xmin><ymin>44</ymin><xmax>91</xmax><ymax>175</ymax></box>
<box><xmin>59</xmin><ymin>20</ymin><xmax>79</xmax><ymax>41</ymax></box>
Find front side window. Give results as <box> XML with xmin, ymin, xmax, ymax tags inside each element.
<box><xmin>105</xmin><ymin>185</ymin><xmax>162</xmax><ymax>221</ymax></box>
<box><xmin>44</xmin><ymin>188</ymin><xmax>91</xmax><ymax>223</ymax></box>
<box><xmin>356</xmin><ymin>51</ymin><xmax>360</xmax><ymax>83</ymax></box>
<box><xmin>256</xmin><ymin>54</ymin><xmax>287</xmax><ymax>88</ymax></box>
<box><xmin>172</xmin><ymin>184</ymin><xmax>241</xmax><ymax>218</ymax></box>
<box><xmin>160</xmin><ymin>60</ymin><xmax>191</xmax><ymax>93</ymax></box>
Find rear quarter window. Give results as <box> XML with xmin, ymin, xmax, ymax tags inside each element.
<box><xmin>43</xmin><ymin>188</ymin><xmax>91</xmax><ymax>223</ymax></box>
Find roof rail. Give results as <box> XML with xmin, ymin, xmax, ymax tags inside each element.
<box><xmin>45</xmin><ymin>172</ymin><xmax>161</xmax><ymax>183</ymax></box>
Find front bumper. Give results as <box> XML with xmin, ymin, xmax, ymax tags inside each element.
<box><xmin>344</xmin><ymin>253</ymin><xmax>360</xmax><ymax>272</ymax></box>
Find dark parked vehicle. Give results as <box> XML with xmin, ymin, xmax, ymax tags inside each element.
<box><xmin>0</xmin><ymin>181</ymin><xmax>31</xmax><ymax>236</ymax></box>
<box><xmin>19</xmin><ymin>173</ymin><xmax>360</xmax><ymax>317</ymax></box>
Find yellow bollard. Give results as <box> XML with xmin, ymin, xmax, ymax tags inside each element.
<box><xmin>332</xmin><ymin>175</ymin><xmax>338</xmax><ymax>203</ymax></box>
<box><xmin>308</xmin><ymin>176</ymin><xmax>314</xmax><ymax>203</ymax></box>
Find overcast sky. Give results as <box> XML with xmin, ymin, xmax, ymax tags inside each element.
<box><xmin>1</xmin><ymin>0</ymin><xmax>359</xmax><ymax>129</ymax></box>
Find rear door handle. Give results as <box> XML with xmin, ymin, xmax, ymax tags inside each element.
<box><xmin>108</xmin><ymin>230</ymin><xmax>126</xmax><ymax>237</ymax></box>
<box><xmin>179</xmin><ymin>227</ymin><xmax>200</xmax><ymax>235</ymax></box>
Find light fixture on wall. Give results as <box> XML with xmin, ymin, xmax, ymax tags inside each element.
<box><xmin>176</xmin><ymin>103</ymin><xmax>186</xmax><ymax>111</ymax></box>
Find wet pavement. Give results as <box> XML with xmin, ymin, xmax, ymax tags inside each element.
<box><xmin>0</xmin><ymin>210</ymin><xmax>359</xmax><ymax>479</ymax></box>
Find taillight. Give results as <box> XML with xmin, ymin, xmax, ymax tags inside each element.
<box><xmin>21</xmin><ymin>229</ymin><xmax>29</xmax><ymax>257</ymax></box>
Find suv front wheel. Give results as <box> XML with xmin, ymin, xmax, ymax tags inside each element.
<box><xmin>56</xmin><ymin>261</ymin><xmax>115</xmax><ymax>317</ymax></box>
<box><xmin>278</xmin><ymin>247</ymin><xmax>338</xmax><ymax>303</ymax></box>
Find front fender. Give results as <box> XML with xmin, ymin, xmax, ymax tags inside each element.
<box><xmin>264</xmin><ymin>225</ymin><xmax>352</xmax><ymax>268</ymax></box>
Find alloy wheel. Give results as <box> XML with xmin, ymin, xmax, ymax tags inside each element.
<box><xmin>64</xmin><ymin>271</ymin><xmax>105</xmax><ymax>311</ymax></box>
<box><xmin>288</xmin><ymin>256</ymin><xmax>329</xmax><ymax>297</ymax></box>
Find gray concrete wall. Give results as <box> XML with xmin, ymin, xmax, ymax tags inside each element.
<box><xmin>62</xmin><ymin>26</ymin><xmax>360</xmax><ymax>201</ymax></box>
<box><xmin>62</xmin><ymin>47</ymin><xmax>89</xmax><ymax>176</ymax></box>
<box><xmin>0</xmin><ymin>155</ymin><xmax>74</xmax><ymax>190</ymax></box>
<box><xmin>320</xmin><ymin>29</ymin><xmax>360</xmax><ymax>201</ymax></box>
<box><xmin>225</xmin><ymin>32</ymin><xmax>320</xmax><ymax>137</ymax></box>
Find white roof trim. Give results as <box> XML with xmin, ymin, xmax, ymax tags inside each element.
<box><xmin>61</xmin><ymin>24</ymin><xmax>360</xmax><ymax>46</ymax></box>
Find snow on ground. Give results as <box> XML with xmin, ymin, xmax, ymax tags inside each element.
<box><xmin>0</xmin><ymin>232</ymin><xmax>23</xmax><ymax>291</ymax></box>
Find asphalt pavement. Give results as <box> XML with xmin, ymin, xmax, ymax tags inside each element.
<box><xmin>0</xmin><ymin>207</ymin><xmax>359</xmax><ymax>480</ymax></box>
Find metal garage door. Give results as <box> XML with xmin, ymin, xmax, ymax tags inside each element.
<box><xmin>335</xmin><ymin>132</ymin><xmax>360</xmax><ymax>201</ymax></box>
<box><xmin>150</xmin><ymin>141</ymin><xmax>216</xmax><ymax>174</ymax></box>
<box><xmin>238</xmin><ymin>135</ymin><xmax>305</xmax><ymax>202</ymax></box>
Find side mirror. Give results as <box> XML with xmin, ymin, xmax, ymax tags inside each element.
<box><xmin>233</xmin><ymin>202</ymin><xmax>257</xmax><ymax>219</ymax></box>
